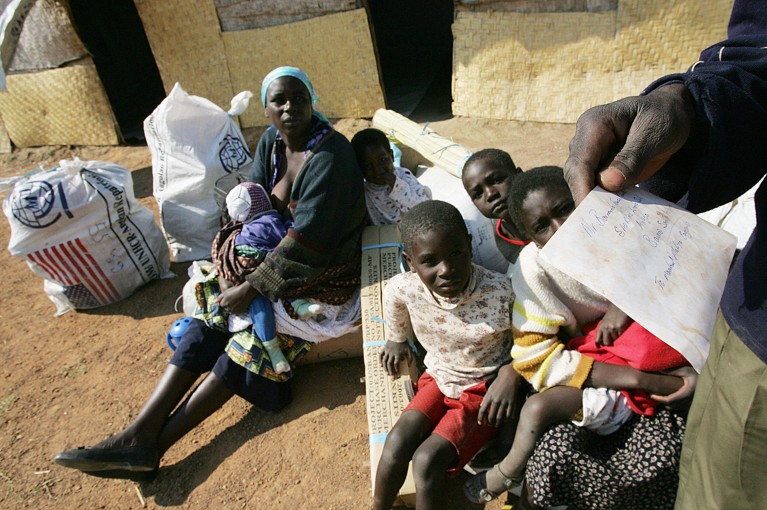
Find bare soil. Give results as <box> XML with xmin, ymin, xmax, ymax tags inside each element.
<box><xmin>0</xmin><ymin>117</ymin><xmax>574</xmax><ymax>509</ymax></box>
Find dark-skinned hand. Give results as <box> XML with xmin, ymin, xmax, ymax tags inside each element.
<box><xmin>564</xmin><ymin>83</ymin><xmax>695</xmax><ymax>205</ymax></box>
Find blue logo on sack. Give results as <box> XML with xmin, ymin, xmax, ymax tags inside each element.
<box><xmin>219</xmin><ymin>135</ymin><xmax>251</xmax><ymax>173</ymax></box>
<box><xmin>11</xmin><ymin>180</ymin><xmax>72</xmax><ymax>228</ymax></box>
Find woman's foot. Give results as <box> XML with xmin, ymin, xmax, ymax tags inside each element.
<box><xmin>83</xmin><ymin>466</ymin><xmax>160</xmax><ymax>482</ymax></box>
<box><xmin>54</xmin><ymin>444</ymin><xmax>158</xmax><ymax>472</ymax></box>
<box><xmin>54</xmin><ymin>431</ymin><xmax>159</xmax><ymax>473</ymax></box>
<box><xmin>464</xmin><ymin>464</ymin><xmax>523</xmax><ymax>504</ymax></box>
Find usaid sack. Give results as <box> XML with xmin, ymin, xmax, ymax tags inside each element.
<box><xmin>145</xmin><ymin>83</ymin><xmax>253</xmax><ymax>262</ymax></box>
<box><xmin>2</xmin><ymin>159</ymin><xmax>172</xmax><ymax>315</ymax></box>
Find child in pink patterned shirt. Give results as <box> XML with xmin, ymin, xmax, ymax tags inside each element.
<box><xmin>373</xmin><ymin>200</ymin><xmax>518</xmax><ymax>510</ymax></box>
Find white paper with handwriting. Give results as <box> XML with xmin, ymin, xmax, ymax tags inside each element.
<box><xmin>540</xmin><ymin>186</ymin><xmax>737</xmax><ymax>372</ymax></box>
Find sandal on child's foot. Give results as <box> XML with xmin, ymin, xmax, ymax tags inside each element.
<box><xmin>463</xmin><ymin>464</ymin><xmax>522</xmax><ymax>504</ymax></box>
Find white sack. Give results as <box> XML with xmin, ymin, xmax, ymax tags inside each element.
<box><xmin>2</xmin><ymin>159</ymin><xmax>173</xmax><ymax>315</ymax></box>
<box><xmin>145</xmin><ymin>83</ymin><xmax>253</xmax><ymax>262</ymax></box>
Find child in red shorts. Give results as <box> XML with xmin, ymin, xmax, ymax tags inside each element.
<box><xmin>373</xmin><ymin>200</ymin><xmax>515</xmax><ymax>510</ymax></box>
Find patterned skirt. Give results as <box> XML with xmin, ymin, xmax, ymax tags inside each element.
<box><xmin>525</xmin><ymin>408</ymin><xmax>686</xmax><ymax>510</ymax></box>
<box><xmin>193</xmin><ymin>273</ymin><xmax>312</xmax><ymax>383</ymax></box>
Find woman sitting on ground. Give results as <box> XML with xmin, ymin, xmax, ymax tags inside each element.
<box><xmin>54</xmin><ymin>66</ymin><xmax>367</xmax><ymax>480</ymax></box>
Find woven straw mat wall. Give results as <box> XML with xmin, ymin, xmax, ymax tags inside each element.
<box><xmin>134</xmin><ymin>2</ymin><xmax>383</xmax><ymax>126</ymax></box>
<box><xmin>0</xmin><ymin>65</ymin><xmax>119</xmax><ymax>147</ymax></box>
<box><xmin>10</xmin><ymin>0</ymin><xmax>88</xmax><ymax>72</ymax></box>
<box><xmin>223</xmin><ymin>8</ymin><xmax>384</xmax><ymax>128</ymax></box>
<box><xmin>214</xmin><ymin>0</ymin><xmax>358</xmax><ymax>31</ymax></box>
<box><xmin>611</xmin><ymin>0</ymin><xmax>733</xmax><ymax>98</ymax></box>
<box><xmin>134</xmin><ymin>0</ymin><xmax>234</xmax><ymax>112</ymax></box>
<box><xmin>453</xmin><ymin>0</ymin><xmax>733</xmax><ymax>123</ymax></box>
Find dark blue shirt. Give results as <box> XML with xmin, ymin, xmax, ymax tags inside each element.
<box><xmin>641</xmin><ymin>0</ymin><xmax>767</xmax><ymax>362</ymax></box>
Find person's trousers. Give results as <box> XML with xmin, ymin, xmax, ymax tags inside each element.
<box><xmin>675</xmin><ymin>311</ymin><xmax>767</xmax><ymax>510</ymax></box>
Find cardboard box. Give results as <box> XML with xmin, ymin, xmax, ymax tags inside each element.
<box><xmin>362</xmin><ymin>224</ymin><xmax>418</xmax><ymax>507</ymax></box>
<box><xmin>296</xmin><ymin>325</ymin><xmax>363</xmax><ymax>365</ymax></box>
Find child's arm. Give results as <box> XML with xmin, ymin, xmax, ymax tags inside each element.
<box><xmin>218</xmin><ymin>276</ymin><xmax>232</xmax><ymax>292</ymax></box>
<box><xmin>595</xmin><ymin>302</ymin><xmax>631</xmax><ymax>346</ymax></box>
<box><xmin>588</xmin><ymin>362</ymin><xmax>683</xmax><ymax>396</ymax></box>
<box><xmin>510</xmin><ymin>248</ymin><xmax>594</xmax><ymax>391</ymax></box>
<box><xmin>478</xmin><ymin>363</ymin><xmax>525</xmax><ymax>427</ymax></box>
<box><xmin>218</xmin><ymin>280</ymin><xmax>259</xmax><ymax>313</ymax></box>
<box><xmin>389</xmin><ymin>168</ymin><xmax>432</xmax><ymax>211</ymax></box>
<box><xmin>512</xmin><ymin>329</ymin><xmax>594</xmax><ymax>391</ymax></box>
<box><xmin>650</xmin><ymin>366</ymin><xmax>698</xmax><ymax>410</ymax></box>
<box><xmin>379</xmin><ymin>340</ymin><xmax>413</xmax><ymax>377</ymax></box>
<box><xmin>381</xmin><ymin>273</ymin><xmax>415</xmax><ymax>377</ymax></box>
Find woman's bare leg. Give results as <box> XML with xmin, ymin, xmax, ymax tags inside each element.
<box><xmin>157</xmin><ymin>371</ymin><xmax>234</xmax><ymax>454</ymax></box>
<box><xmin>91</xmin><ymin>364</ymin><xmax>200</xmax><ymax>450</ymax></box>
<box><xmin>54</xmin><ymin>364</ymin><xmax>202</xmax><ymax>473</ymax></box>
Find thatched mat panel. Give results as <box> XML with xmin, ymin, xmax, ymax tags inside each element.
<box><xmin>610</xmin><ymin>0</ymin><xmax>732</xmax><ymax>97</ymax></box>
<box><xmin>10</xmin><ymin>0</ymin><xmax>88</xmax><ymax>72</ymax></box>
<box><xmin>453</xmin><ymin>0</ymin><xmax>734</xmax><ymax>122</ymax></box>
<box><xmin>456</xmin><ymin>0</ymin><xmax>618</xmax><ymax>13</ymax></box>
<box><xmin>523</xmin><ymin>12</ymin><xmax>618</xmax><ymax>123</ymax></box>
<box><xmin>0</xmin><ymin>65</ymin><xmax>119</xmax><ymax>147</ymax></box>
<box><xmin>214</xmin><ymin>0</ymin><xmax>358</xmax><ymax>31</ymax></box>
<box><xmin>0</xmin><ymin>118</ymin><xmax>12</xmax><ymax>153</ymax></box>
<box><xmin>223</xmin><ymin>9</ymin><xmax>384</xmax><ymax>128</ymax></box>
<box><xmin>452</xmin><ymin>12</ymin><xmax>531</xmax><ymax>121</ymax></box>
<box><xmin>453</xmin><ymin>11</ymin><xmax>617</xmax><ymax>123</ymax></box>
<box><xmin>134</xmin><ymin>0</ymin><xmax>234</xmax><ymax>111</ymax></box>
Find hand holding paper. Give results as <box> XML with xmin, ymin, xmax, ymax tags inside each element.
<box><xmin>541</xmin><ymin>186</ymin><xmax>737</xmax><ymax>372</ymax></box>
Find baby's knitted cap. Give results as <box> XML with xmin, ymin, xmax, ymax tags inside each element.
<box><xmin>226</xmin><ymin>181</ymin><xmax>272</xmax><ymax>222</ymax></box>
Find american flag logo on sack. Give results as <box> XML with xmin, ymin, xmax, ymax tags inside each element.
<box><xmin>62</xmin><ymin>284</ymin><xmax>102</xmax><ymax>309</ymax></box>
<box><xmin>26</xmin><ymin>238</ymin><xmax>120</xmax><ymax>308</ymax></box>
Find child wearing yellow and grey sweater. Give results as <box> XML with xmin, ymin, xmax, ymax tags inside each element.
<box><xmin>464</xmin><ymin>166</ymin><xmax>691</xmax><ymax>504</ymax></box>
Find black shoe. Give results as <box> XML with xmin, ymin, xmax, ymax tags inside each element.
<box><xmin>84</xmin><ymin>467</ymin><xmax>159</xmax><ymax>483</ymax></box>
<box><xmin>54</xmin><ymin>445</ymin><xmax>158</xmax><ymax>472</ymax></box>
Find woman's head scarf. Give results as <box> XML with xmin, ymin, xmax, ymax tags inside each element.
<box><xmin>260</xmin><ymin>66</ymin><xmax>328</xmax><ymax>122</ymax></box>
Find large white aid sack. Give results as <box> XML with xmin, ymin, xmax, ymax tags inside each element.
<box><xmin>2</xmin><ymin>159</ymin><xmax>173</xmax><ymax>315</ymax></box>
<box><xmin>144</xmin><ymin>83</ymin><xmax>253</xmax><ymax>262</ymax></box>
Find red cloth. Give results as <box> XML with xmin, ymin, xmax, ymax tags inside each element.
<box><xmin>404</xmin><ymin>372</ymin><xmax>498</xmax><ymax>473</ymax></box>
<box><xmin>567</xmin><ymin>321</ymin><xmax>689</xmax><ymax>416</ymax></box>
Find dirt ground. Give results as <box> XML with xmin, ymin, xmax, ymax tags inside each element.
<box><xmin>0</xmin><ymin>116</ymin><xmax>574</xmax><ymax>509</ymax></box>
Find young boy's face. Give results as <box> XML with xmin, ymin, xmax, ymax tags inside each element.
<box><xmin>404</xmin><ymin>227</ymin><xmax>472</xmax><ymax>299</ymax></box>
<box><xmin>462</xmin><ymin>159</ymin><xmax>518</xmax><ymax>221</ymax></box>
<box><xmin>519</xmin><ymin>184</ymin><xmax>575</xmax><ymax>248</ymax></box>
<box><xmin>360</xmin><ymin>144</ymin><xmax>395</xmax><ymax>185</ymax></box>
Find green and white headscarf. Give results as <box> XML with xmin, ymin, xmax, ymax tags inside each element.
<box><xmin>260</xmin><ymin>66</ymin><xmax>328</xmax><ymax>122</ymax></box>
